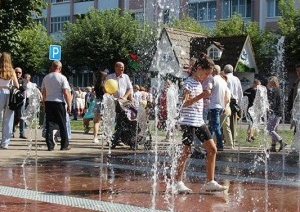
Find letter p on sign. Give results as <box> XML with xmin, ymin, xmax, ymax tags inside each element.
<box><xmin>49</xmin><ymin>45</ymin><xmax>61</xmax><ymax>60</ymax></box>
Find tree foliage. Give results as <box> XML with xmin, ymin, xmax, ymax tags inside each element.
<box><xmin>212</xmin><ymin>14</ymin><xmax>247</xmax><ymax>36</ymax></box>
<box><xmin>14</xmin><ymin>23</ymin><xmax>53</xmax><ymax>75</ymax></box>
<box><xmin>212</xmin><ymin>14</ymin><xmax>277</xmax><ymax>73</ymax></box>
<box><xmin>278</xmin><ymin>0</ymin><xmax>300</xmax><ymax>66</ymax></box>
<box><xmin>167</xmin><ymin>15</ymin><xmax>209</xmax><ymax>35</ymax></box>
<box><xmin>61</xmin><ymin>8</ymin><xmax>155</xmax><ymax>75</ymax></box>
<box><xmin>0</xmin><ymin>0</ymin><xmax>46</xmax><ymax>54</ymax></box>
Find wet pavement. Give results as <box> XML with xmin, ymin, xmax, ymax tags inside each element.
<box><xmin>0</xmin><ymin>127</ymin><xmax>300</xmax><ymax>211</ymax></box>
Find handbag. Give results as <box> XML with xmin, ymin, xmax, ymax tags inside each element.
<box><xmin>8</xmin><ymin>86</ymin><xmax>25</xmax><ymax>110</ymax></box>
<box><xmin>230</xmin><ymin>98</ymin><xmax>241</xmax><ymax>113</ymax></box>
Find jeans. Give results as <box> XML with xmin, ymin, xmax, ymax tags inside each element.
<box><xmin>13</xmin><ymin>102</ymin><xmax>25</xmax><ymax>136</ymax></box>
<box><xmin>209</xmin><ymin>108</ymin><xmax>223</xmax><ymax>149</ymax></box>
<box><xmin>0</xmin><ymin>89</ymin><xmax>14</xmax><ymax>147</ymax></box>
<box><xmin>203</xmin><ymin>108</ymin><xmax>210</xmax><ymax>124</ymax></box>
<box><xmin>267</xmin><ymin>113</ymin><xmax>282</xmax><ymax>145</ymax></box>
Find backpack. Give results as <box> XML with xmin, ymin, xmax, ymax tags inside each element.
<box><xmin>8</xmin><ymin>86</ymin><xmax>25</xmax><ymax>110</ymax></box>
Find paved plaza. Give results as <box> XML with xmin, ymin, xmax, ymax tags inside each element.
<box><xmin>0</xmin><ymin>126</ymin><xmax>300</xmax><ymax>211</ymax></box>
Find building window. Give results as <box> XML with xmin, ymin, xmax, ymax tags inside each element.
<box><xmin>208</xmin><ymin>46</ymin><xmax>221</xmax><ymax>60</ymax></box>
<box><xmin>50</xmin><ymin>16</ymin><xmax>70</xmax><ymax>33</ymax></box>
<box><xmin>267</xmin><ymin>0</ymin><xmax>281</xmax><ymax>17</ymax></box>
<box><xmin>189</xmin><ymin>1</ymin><xmax>217</xmax><ymax>22</ymax></box>
<box><xmin>163</xmin><ymin>9</ymin><xmax>170</xmax><ymax>24</ymax></box>
<box><xmin>35</xmin><ymin>18</ymin><xmax>47</xmax><ymax>28</ymax></box>
<box><xmin>74</xmin><ymin>0</ymin><xmax>94</xmax><ymax>2</ymax></box>
<box><xmin>131</xmin><ymin>12</ymin><xmax>144</xmax><ymax>26</ymax></box>
<box><xmin>51</xmin><ymin>0</ymin><xmax>70</xmax><ymax>3</ymax></box>
<box><xmin>222</xmin><ymin>0</ymin><xmax>251</xmax><ymax>19</ymax></box>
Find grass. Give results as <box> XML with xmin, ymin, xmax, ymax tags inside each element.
<box><xmin>69</xmin><ymin>119</ymin><xmax>295</xmax><ymax>147</ymax></box>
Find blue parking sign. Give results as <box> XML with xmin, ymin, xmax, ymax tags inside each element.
<box><xmin>49</xmin><ymin>45</ymin><xmax>61</xmax><ymax>60</ymax></box>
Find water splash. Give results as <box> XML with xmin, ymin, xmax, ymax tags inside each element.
<box><xmin>166</xmin><ymin>83</ymin><xmax>179</xmax><ymax>141</ymax></box>
<box><xmin>248</xmin><ymin>85</ymin><xmax>269</xmax><ymax>131</ymax></box>
<box><xmin>101</xmin><ymin>93</ymin><xmax>116</xmax><ymax>200</ymax></box>
<box><xmin>21</xmin><ymin>87</ymin><xmax>41</xmax><ymax>126</ymax></box>
<box><xmin>136</xmin><ymin>105</ymin><xmax>147</xmax><ymax>139</ymax></box>
<box><xmin>101</xmin><ymin>94</ymin><xmax>116</xmax><ymax>149</ymax></box>
<box><xmin>247</xmin><ymin>84</ymin><xmax>270</xmax><ymax>211</ymax></box>
<box><xmin>20</xmin><ymin>86</ymin><xmax>41</xmax><ymax>203</ymax></box>
<box><xmin>291</xmin><ymin>88</ymin><xmax>300</xmax><ymax>152</ymax></box>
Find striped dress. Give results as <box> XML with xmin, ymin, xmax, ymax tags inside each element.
<box><xmin>178</xmin><ymin>77</ymin><xmax>205</xmax><ymax>127</ymax></box>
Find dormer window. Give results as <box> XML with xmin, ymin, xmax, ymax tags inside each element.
<box><xmin>207</xmin><ymin>44</ymin><xmax>223</xmax><ymax>60</ymax></box>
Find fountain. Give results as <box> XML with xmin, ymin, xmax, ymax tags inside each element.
<box><xmin>2</xmin><ymin>3</ymin><xmax>300</xmax><ymax>212</ymax></box>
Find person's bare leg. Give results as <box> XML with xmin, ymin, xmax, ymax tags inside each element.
<box><xmin>202</xmin><ymin>139</ymin><xmax>217</xmax><ymax>182</ymax></box>
<box><xmin>93</xmin><ymin>114</ymin><xmax>101</xmax><ymax>139</ymax></box>
<box><xmin>174</xmin><ymin>145</ymin><xmax>191</xmax><ymax>181</ymax></box>
<box><xmin>83</xmin><ymin>118</ymin><xmax>90</xmax><ymax>132</ymax></box>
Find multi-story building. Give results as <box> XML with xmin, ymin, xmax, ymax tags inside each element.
<box><xmin>40</xmin><ymin>0</ymin><xmax>300</xmax><ymax>38</ymax></box>
<box><xmin>37</xmin><ymin>0</ymin><xmax>299</xmax><ymax>87</ymax></box>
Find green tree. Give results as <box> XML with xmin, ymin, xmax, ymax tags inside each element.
<box><xmin>0</xmin><ymin>0</ymin><xmax>46</xmax><ymax>54</ymax></box>
<box><xmin>213</xmin><ymin>14</ymin><xmax>247</xmax><ymax>36</ymax></box>
<box><xmin>167</xmin><ymin>15</ymin><xmax>209</xmax><ymax>35</ymax></box>
<box><xmin>61</xmin><ymin>8</ymin><xmax>154</xmax><ymax>75</ymax></box>
<box><xmin>278</xmin><ymin>0</ymin><xmax>300</xmax><ymax>66</ymax></box>
<box><xmin>246</xmin><ymin>22</ymin><xmax>277</xmax><ymax>74</ymax></box>
<box><xmin>213</xmin><ymin>14</ymin><xmax>277</xmax><ymax>73</ymax></box>
<box><xmin>14</xmin><ymin>23</ymin><xmax>53</xmax><ymax>75</ymax></box>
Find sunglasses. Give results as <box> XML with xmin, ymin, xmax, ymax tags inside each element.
<box><xmin>16</xmin><ymin>72</ymin><xmax>22</xmax><ymax>74</ymax></box>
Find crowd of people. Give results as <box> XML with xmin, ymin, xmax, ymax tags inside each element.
<box><xmin>1</xmin><ymin>51</ymin><xmax>300</xmax><ymax>194</ymax></box>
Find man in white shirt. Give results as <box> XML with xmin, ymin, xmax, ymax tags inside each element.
<box><xmin>224</xmin><ymin>64</ymin><xmax>243</xmax><ymax>146</ymax></box>
<box><xmin>106</xmin><ymin>62</ymin><xmax>133</xmax><ymax>146</ymax></box>
<box><xmin>106</xmin><ymin>62</ymin><xmax>133</xmax><ymax>101</ymax></box>
<box><xmin>209</xmin><ymin>65</ymin><xmax>228</xmax><ymax>151</ymax></box>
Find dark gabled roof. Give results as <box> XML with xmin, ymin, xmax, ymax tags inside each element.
<box><xmin>191</xmin><ymin>35</ymin><xmax>248</xmax><ymax>69</ymax></box>
<box><xmin>163</xmin><ymin>28</ymin><xmax>206</xmax><ymax>68</ymax></box>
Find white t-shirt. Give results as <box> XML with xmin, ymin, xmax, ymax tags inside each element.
<box><xmin>209</xmin><ymin>75</ymin><xmax>228</xmax><ymax>109</ymax></box>
<box><xmin>41</xmin><ymin>72</ymin><xmax>70</xmax><ymax>102</ymax></box>
<box><xmin>226</xmin><ymin>73</ymin><xmax>243</xmax><ymax>104</ymax></box>
<box><xmin>106</xmin><ymin>73</ymin><xmax>133</xmax><ymax>99</ymax></box>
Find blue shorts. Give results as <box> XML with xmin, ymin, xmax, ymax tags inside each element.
<box><xmin>181</xmin><ymin>125</ymin><xmax>212</xmax><ymax>146</ymax></box>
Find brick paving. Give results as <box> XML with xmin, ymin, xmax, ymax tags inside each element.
<box><xmin>0</xmin><ymin>126</ymin><xmax>299</xmax><ymax>211</ymax></box>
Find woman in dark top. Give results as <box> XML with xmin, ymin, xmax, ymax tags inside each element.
<box><xmin>267</xmin><ymin>76</ymin><xmax>286</xmax><ymax>152</ymax></box>
<box><xmin>92</xmin><ymin>70</ymin><xmax>107</xmax><ymax>143</ymax></box>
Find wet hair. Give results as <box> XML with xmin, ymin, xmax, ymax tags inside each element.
<box><xmin>191</xmin><ymin>53</ymin><xmax>215</xmax><ymax>73</ymax></box>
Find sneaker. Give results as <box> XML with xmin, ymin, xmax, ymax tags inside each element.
<box><xmin>93</xmin><ymin>138</ymin><xmax>99</xmax><ymax>143</ymax></box>
<box><xmin>174</xmin><ymin>181</ymin><xmax>192</xmax><ymax>194</ymax></box>
<box><xmin>1</xmin><ymin>144</ymin><xmax>8</xmax><ymax>149</ymax></box>
<box><xmin>278</xmin><ymin>140</ymin><xmax>287</xmax><ymax>152</ymax></box>
<box><xmin>204</xmin><ymin>180</ymin><xmax>227</xmax><ymax>192</ymax></box>
<box><xmin>268</xmin><ymin>146</ymin><xmax>277</xmax><ymax>152</ymax></box>
<box><xmin>84</xmin><ymin>127</ymin><xmax>91</xmax><ymax>134</ymax></box>
<box><xmin>116</xmin><ymin>142</ymin><xmax>125</xmax><ymax>146</ymax></box>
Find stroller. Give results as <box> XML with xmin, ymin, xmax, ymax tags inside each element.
<box><xmin>111</xmin><ymin>100</ymin><xmax>151</xmax><ymax>150</ymax></box>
